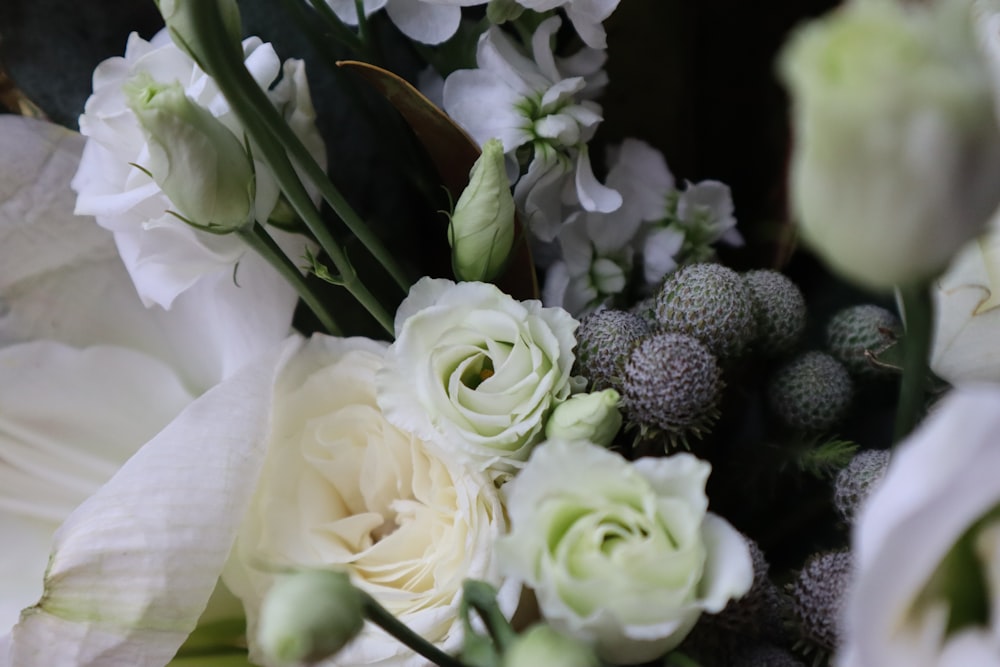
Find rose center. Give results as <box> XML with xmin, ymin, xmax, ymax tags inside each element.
<box><xmin>461</xmin><ymin>356</ymin><xmax>495</xmax><ymax>390</ymax></box>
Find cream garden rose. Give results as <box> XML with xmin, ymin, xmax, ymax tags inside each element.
<box><xmin>376</xmin><ymin>277</ymin><xmax>579</xmax><ymax>474</ymax></box>
<box><xmin>224</xmin><ymin>335</ymin><xmax>511</xmax><ymax>667</ymax></box>
<box><xmin>496</xmin><ymin>440</ymin><xmax>754</xmax><ymax>664</ymax></box>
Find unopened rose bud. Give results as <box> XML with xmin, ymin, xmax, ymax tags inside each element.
<box><xmin>779</xmin><ymin>0</ymin><xmax>1000</xmax><ymax>290</ymax></box>
<box><xmin>449</xmin><ymin>138</ymin><xmax>515</xmax><ymax>282</ymax></box>
<box><xmin>545</xmin><ymin>389</ymin><xmax>622</xmax><ymax>446</ymax></box>
<box><xmin>124</xmin><ymin>73</ymin><xmax>255</xmax><ymax>233</ymax></box>
<box><xmin>501</xmin><ymin>624</ymin><xmax>600</xmax><ymax>667</ymax></box>
<box><xmin>257</xmin><ymin>570</ymin><xmax>364</xmax><ymax>664</ymax></box>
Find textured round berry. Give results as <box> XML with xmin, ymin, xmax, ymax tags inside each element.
<box><xmin>826</xmin><ymin>304</ymin><xmax>902</xmax><ymax>377</ymax></box>
<box><xmin>622</xmin><ymin>332</ymin><xmax>723</xmax><ymax>444</ymax></box>
<box><xmin>743</xmin><ymin>269</ymin><xmax>807</xmax><ymax>356</ymax></box>
<box><xmin>834</xmin><ymin>449</ymin><xmax>890</xmax><ymax>523</ymax></box>
<box><xmin>574</xmin><ymin>308</ymin><xmax>651</xmax><ymax>391</ymax></box>
<box><xmin>790</xmin><ymin>551</ymin><xmax>852</xmax><ymax>652</ymax></box>
<box><xmin>654</xmin><ymin>263</ymin><xmax>756</xmax><ymax>359</ymax></box>
<box><xmin>711</xmin><ymin>538</ymin><xmax>789</xmax><ymax>644</ymax></box>
<box><xmin>732</xmin><ymin>645</ymin><xmax>806</xmax><ymax>667</ymax></box>
<box><xmin>629</xmin><ymin>296</ymin><xmax>659</xmax><ymax>330</ymax></box>
<box><xmin>768</xmin><ymin>351</ymin><xmax>853</xmax><ymax>432</ymax></box>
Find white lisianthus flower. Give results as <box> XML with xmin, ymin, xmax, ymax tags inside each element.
<box><xmin>838</xmin><ymin>385</ymin><xmax>1000</xmax><ymax>667</ymax></box>
<box><xmin>779</xmin><ymin>0</ymin><xmax>1000</xmax><ymax>290</ymax></box>
<box><xmin>0</xmin><ymin>116</ymin><xmax>297</xmax><ymax>659</ymax></box>
<box><xmin>225</xmin><ymin>336</ymin><xmax>511</xmax><ymax>667</ymax></box>
<box><xmin>73</xmin><ymin>27</ymin><xmax>325</xmax><ymax>309</ymax></box>
<box><xmin>376</xmin><ymin>277</ymin><xmax>579</xmax><ymax>474</ymax></box>
<box><xmin>443</xmin><ymin>17</ymin><xmax>621</xmax><ymax>241</ymax></box>
<box><xmin>497</xmin><ymin>440</ymin><xmax>754</xmax><ymax>664</ymax></box>
<box><xmin>321</xmin><ymin>0</ymin><xmax>486</xmax><ymax>45</ymax></box>
<box><xmin>931</xmin><ymin>212</ymin><xmax>1000</xmax><ymax>383</ymax></box>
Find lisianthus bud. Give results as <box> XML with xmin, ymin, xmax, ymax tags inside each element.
<box><xmin>124</xmin><ymin>73</ymin><xmax>254</xmax><ymax>232</ymax></box>
<box><xmin>545</xmin><ymin>389</ymin><xmax>623</xmax><ymax>446</ymax></box>
<box><xmin>449</xmin><ymin>138</ymin><xmax>516</xmax><ymax>282</ymax></box>
<box><xmin>257</xmin><ymin>570</ymin><xmax>365</xmax><ymax>664</ymax></box>
<box><xmin>501</xmin><ymin>624</ymin><xmax>600</xmax><ymax>667</ymax></box>
<box><xmin>779</xmin><ymin>0</ymin><xmax>1000</xmax><ymax>290</ymax></box>
<box><xmin>154</xmin><ymin>0</ymin><xmax>243</xmax><ymax>63</ymax></box>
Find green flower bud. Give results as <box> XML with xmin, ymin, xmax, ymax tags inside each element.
<box><xmin>449</xmin><ymin>138</ymin><xmax>515</xmax><ymax>282</ymax></box>
<box><xmin>501</xmin><ymin>624</ymin><xmax>600</xmax><ymax>667</ymax></box>
<box><xmin>124</xmin><ymin>73</ymin><xmax>254</xmax><ymax>233</ymax></box>
<box><xmin>779</xmin><ymin>0</ymin><xmax>1000</xmax><ymax>290</ymax></box>
<box><xmin>545</xmin><ymin>389</ymin><xmax>623</xmax><ymax>446</ymax></box>
<box><xmin>154</xmin><ymin>0</ymin><xmax>243</xmax><ymax>63</ymax></box>
<box><xmin>257</xmin><ymin>570</ymin><xmax>364</xmax><ymax>664</ymax></box>
<box><xmin>487</xmin><ymin>0</ymin><xmax>525</xmax><ymax>25</ymax></box>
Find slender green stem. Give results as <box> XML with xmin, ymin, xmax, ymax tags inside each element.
<box><xmin>239</xmin><ymin>224</ymin><xmax>343</xmax><ymax>335</ymax></box>
<box><xmin>461</xmin><ymin>580</ymin><xmax>516</xmax><ymax>652</ymax></box>
<box><xmin>360</xmin><ymin>591</ymin><xmax>467</xmax><ymax>667</ymax></box>
<box><xmin>177</xmin><ymin>2</ymin><xmax>412</xmax><ymax>294</ymax></box>
<box><xmin>894</xmin><ymin>282</ymin><xmax>933</xmax><ymax>443</ymax></box>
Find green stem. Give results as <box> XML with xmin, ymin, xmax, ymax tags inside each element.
<box><xmin>461</xmin><ymin>580</ymin><xmax>516</xmax><ymax>652</ymax></box>
<box><xmin>359</xmin><ymin>591</ymin><xmax>468</xmax><ymax>667</ymax></box>
<box><xmin>894</xmin><ymin>282</ymin><xmax>933</xmax><ymax>443</ymax></box>
<box><xmin>239</xmin><ymin>224</ymin><xmax>342</xmax><ymax>335</ymax></box>
<box><xmin>171</xmin><ymin>2</ymin><xmax>399</xmax><ymax>335</ymax></box>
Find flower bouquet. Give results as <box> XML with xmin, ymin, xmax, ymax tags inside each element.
<box><xmin>3</xmin><ymin>0</ymin><xmax>1000</xmax><ymax>666</ymax></box>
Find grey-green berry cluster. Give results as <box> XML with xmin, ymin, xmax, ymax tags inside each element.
<box><xmin>826</xmin><ymin>304</ymin><xmax>902</xmax><ymax>378</ymax></box>
<box><xmin>574</xmin><ymin>308</ymin><xmax>651</xmax><ymax>391</ymax></box>
<box><xmin>711</xmin><ymin>538</ymin><xmax>789</xmax><ymax>643</ymax></box>
<box><xmin>834</xmin><ymin>449</ymin><xmax>890</xmax><ymax>522</ymax></box>
<box><xmin>622</xmin><ymin>332</ymin><xmax>723</xmax><ymax>444</ymax></box>
<box><xmin>790</xmin><ymin>550</ymin><xmax>852</xmax><ymax>653</ymax></box>
<box><xmin>743</xmin><ymin>269</ymin><xmax>807</xmax><ymax>356</ymax></box>
<box><xmin>655</xmin><ymin>263</ymin><xmax>756</xmax><ymax>360</ymax></box>
<box><xmin>768</xmin><ymin>351</ymin><xmax>853</xmax><ymax>432</ymax></box>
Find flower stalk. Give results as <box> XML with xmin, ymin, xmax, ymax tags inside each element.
<box><xmin>894</xmin><ymin>282</ymin><xmax>933</xmax><ymax>443</ymax></box>
<box><xmin>158</xmin><ymin>0</ymin><xmax>408</xmax><ymax>335</ymax></box>
<box><xmin>359</xmin><ymin>590</ymin><xmax>468</xmax><ymax>667</ymax></box>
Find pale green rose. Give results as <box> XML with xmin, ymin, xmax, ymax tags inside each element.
<box><xmin>779</xmin><ymin>0</ymin><xmax>1000</xmax><ymax>290</ymax></box>
<box><xmin>376</xmin><ymin>277</ymin><xmax>579</xmax><ymax>474</ymax></box>
<box><xmin>544</xmin><ymin>388</ymin><xmax>622</xmax><ymax>446</ymax></box>
<box><xmin>496</xmin><ymin>440</ymin><xmax>753</xmax><ymax>664</ymax></box>
<box><xmin>124</xmin><ymin>74</ymin><xmax>254</xmax><ymax>233</ymax></box>
<box><xmin>449</xmin><ymin>138</ymin><xmax>515</xmax><ymax>282</ymax></box>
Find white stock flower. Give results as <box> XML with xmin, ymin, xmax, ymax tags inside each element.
<box><xmin>931</xmin><ymin>212</ymin><xmax>1000</xmax><ymax>383</ymax></box>
<box><xmin>0</xmin><ymin>116</ymin><xmax>298</xmax><ymax>662</ymax></box>
<box><xmin>225</xmin><ymin>336</ymin><xmax>511</xmax><ymax>667</ymax></box>
<box><xmin>376</xmin><ymin>277</ymin><xmax>578</xmax><ymax>473</ymax></box>
<box><xmin>839</xmin><ymin>385</ymin><xmax>1000</xmax><ymax>667</ymax></box>
<box><xmin>443</xmin><ymin>17</ymin><xmax>621</xmax><ymax>241</ymax></box>
<box><xmin>514</xmin><ymin>0</ymin><xmax>621</xmax><ymax>49</ymax></box>
<box><xmin>321</xmin><ymin>0</ymin><xmax>486</xmax><ymax>45</ymax></box>
<box><xmin>497</xmin><ymin>440</ymin><xmax>754</xmax><ymax>664</ymax></box>
<box><xmin>73</xmin><ymin>27</ymin><xmax>324</xmax><ymax>309</ymax></box>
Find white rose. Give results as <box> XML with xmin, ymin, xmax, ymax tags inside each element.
<box><xmin>931</xmin><ymin>212</ymin><xmax>1000</xmax><ymax>383</ymax></box>
<box><xmin>376</xmin><ymin>277</ymin><xmax>579</xmax><ymax>474</ymax></box>
<box><xmin>225</xmin><ymin>335</ymin><xmax>511</xmax><ymax>667</ymax></box>
<box><xmin>496</xmin><ymin>440</ymin><xmax>753</xmax><ymax>664</ymax></box>
<box><xmin>839</xmin><ymin>385</ymin><xmax>1000</xmax><ymax>667</ymax></box>
<box><xmin>72</xmin><ymin>27</ymin><xmax>324</xmax><ymax>309</ymax></box>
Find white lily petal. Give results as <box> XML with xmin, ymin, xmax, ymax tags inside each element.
<box><xmin>0</xmin><ymin>512</ymin><xmax>56</xmax><ymax>636</ymax></box>
<box><xmin>7</xmin><ymin>337</ymin><xmax>301</xmax><ymax>667</ymax></box>
<box><xmin>385</xmin><ymin>0</ymin><xmax>461</xmax><ymax>45</ymax></box>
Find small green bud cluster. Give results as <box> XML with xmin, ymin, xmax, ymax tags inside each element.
<box><xmin>826</xmin><ymin>304</ymin><xmax>902</xmax><ymax>378</ymax></box>
<box><xmin>743</xmin><ymin>269</ymin><xmax>807</xmax><ymax>357</ymax></box>
<box><xmin>621</xmin><ymin>331</ymin><xmax>723</xmax><ymax>446</ymax></box>
<box><xmin>501</xmin><ymin>624</ymin><xmax>600</xmax><ymax>667</ymax></box>
<box><xmin>574</xmin><ymin>308</ymin><xmax>651</xmax><ymax>392</ymax></box>
<box><xmin>834</xmin><ymin>448</ymin><xmax>890</xmax><ymax>522</ymax></box>
<box><xmin>789</xmin><ymin>550</ymin><xmax>852</xmax><ymax>654</ymax></box>
<box><xmin>768</xmin><ymin>351</ymin><xmax>853</xmax><ymax>433</ymax></box>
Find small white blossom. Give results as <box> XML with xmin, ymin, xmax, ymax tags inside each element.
<box><xmin>322</xmin><ymin>0</ymin><xmax>486</xmax><ymax>45</ymax></box>
<box><xmin>514</xmin><ymin>0</ymin><xmax>621</xmax><ymax>49</ymax></box>
<box><xmin>444</xmin><ymin>17</ymin><xmax>621</xmax><ymax>241</ymax></box>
